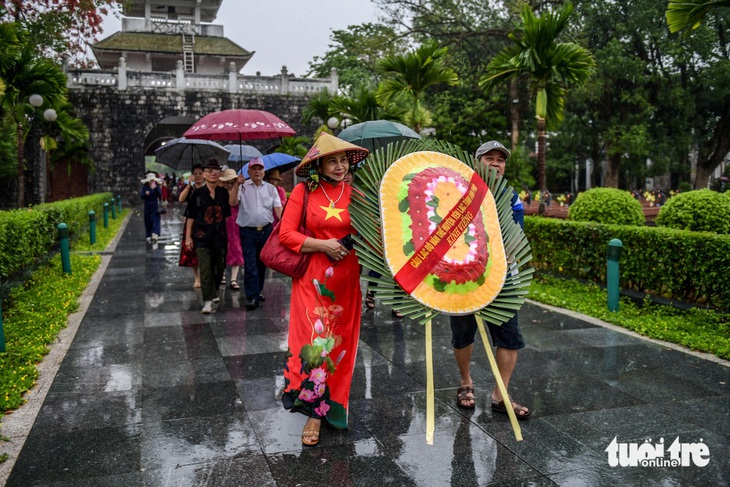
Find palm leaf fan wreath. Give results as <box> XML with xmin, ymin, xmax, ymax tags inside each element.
<box><xmin>349</xmin><ymin>138</ymin><xmax>534</xmax><ymax>326</ymax></box>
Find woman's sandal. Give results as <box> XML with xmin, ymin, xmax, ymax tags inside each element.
<box><xmin>230</xmin><ymin>280</ymin><xmax>240</xmax><ymax>290</ymax></box>
<box><xmin>301</xmin><ymin>418</ymin><xmax>321</xmax><ymax>446</ymax></box>
<box><xmin>365</xmin><ymin>290</ymin><xmax>375</xmax><ymax>310</ymax></box>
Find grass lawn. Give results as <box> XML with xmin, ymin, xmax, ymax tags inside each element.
<box><xmin>528</xmin><ymin>273</ymin><xmax>730</xmax><ymax>360</ymax></box>
<box><xmin>0</xmin><ymin>210</ymin><xmax>128</xmax><ymax>412</ymax></box>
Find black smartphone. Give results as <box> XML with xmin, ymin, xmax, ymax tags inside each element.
<box><xmin>339</xmin><ymin>234</ymin><xmax>354</xmax><ymax>251</ymax></box>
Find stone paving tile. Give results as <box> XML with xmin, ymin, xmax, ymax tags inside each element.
<box><xmin>5</xmin><ymin>210</ymin><xmax>729</xmax><ymax>486</ymax></box>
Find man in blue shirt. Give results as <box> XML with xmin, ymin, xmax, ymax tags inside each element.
<box><xmin>451</xmin><ymin>140</ymin><xmax>530</xmax><ymax>419</ymax></box>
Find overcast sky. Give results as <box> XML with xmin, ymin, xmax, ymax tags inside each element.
<box><xmin>98</xmin><ymin>0</ymin><xmax>381</xmax><ymax>77</ymax></box>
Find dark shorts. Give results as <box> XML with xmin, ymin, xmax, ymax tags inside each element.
<box><xmin>450</xmin><ymin>313</ymin><xmax>525</xmax><ymax>350</ymax></box>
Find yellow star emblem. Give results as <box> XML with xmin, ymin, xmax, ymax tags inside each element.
<box><xmin>320</xmin><ymin>204</ymin><xmax>345</xmax><ymax>221</ymax></box>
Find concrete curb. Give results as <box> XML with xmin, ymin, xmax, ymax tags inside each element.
<box><xmin>0</xmin><ymin>212</ymin><xmax>132</xmax><ymax>484</ymax></box>
<box><xmin>526</xmin><ymin>298</ymin><xmax>730</xmax><ymax>367</ymax></box>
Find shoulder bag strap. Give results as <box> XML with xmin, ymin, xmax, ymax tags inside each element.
<box><xmin>300</xmin><ymin>183</ymin><xmax>309</xmax><ymax>231</ymax></box>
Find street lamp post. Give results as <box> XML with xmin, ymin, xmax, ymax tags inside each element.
<box><xmin>28</xmin><ymin>94</ymin><xmax>57</xmax><ymax>204</ymax></box>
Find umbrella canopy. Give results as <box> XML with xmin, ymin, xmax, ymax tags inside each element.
<box><xmin>239</xmin><ymin>152</ymin><xmax>301</xmax><ymax>179</ymax></box>
<box><xmin>145</xmin><ymin>161</ymin><xmax>176</xmax><ymax>176</ymax></box>
<box><xmin>223</xmin><ymin>144</ymin><xmax>263</xmax><ymax>163</ymax></box>
<box><xmin>338</xmin><ymin>120</ymin><xmax>421</xmax><ymax>153</ymax></box>
<box><xmin>154</xmin><ymin>137</ymin><xmax>230</xmax><ymax>171</ymax></box>
<box><xmin>183</xmin><ymin>109</ymin><xmax>296</xmax><ymax>141</ymax></box>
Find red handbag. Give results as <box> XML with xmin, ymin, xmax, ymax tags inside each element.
<box><xmin>261</xmin><ymin>184</ymin><xmax>312</xmax><ymax>278</ymax></box>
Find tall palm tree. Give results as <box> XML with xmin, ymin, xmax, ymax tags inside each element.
<box><xmin>480</xmin><ymin>3</ymin><xmax>594</xmax><ymax>214</ymax></box>
<box><xmin>666</xmin><ymin>0</ymin><xmax>730</xmax><ymax>35</ymax></box>
<box><xmin>0</xmin><ymin>21</ymin><xmax>21</xmax><ymax>96</ymax></box>
<box><xmin>302</xmin><ymin>88</ymin><xmax>335</xmax><ymax>126</ymax></box>
<box><xmin>376</xmin><ymin>40</ymin><xmax>459</xmax><ymax>133</ymax></box>
<box><xmin>0</xmin><ymin>38</ymin><xmax>68</xmax><ymax>207</ymax></box>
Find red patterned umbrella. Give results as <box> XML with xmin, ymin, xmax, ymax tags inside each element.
<box><xmin>183</xmin><ymin>109</ymin><xmax>296</xmax><ymax>141</ymax></box>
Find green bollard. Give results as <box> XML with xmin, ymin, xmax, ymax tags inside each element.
<box><xmin>89</xmin><ymin>210</ymin><xmax>96</xmax><ymax>245</ymax></box>
<box><xmin>110</xmin><ymin>198</ymin><xmax>117</xmax><ymax>219</ymax></box>
<box><xmin>103</xmin><ymin>203</ymin><xmax>109</xmax><ymax>228</ymax></box>
<box><xmin>117</xmin><ymin>194</ymin><xmax>122</xmax><ymax>213</ymax></box>
<box><xmin>58</xmin><ymin>223</ymin><xmax>72</xmax><ymax>274</ymax></box>
<box><xmin>0</xmin><ymin>302</ymin><xmax>6</xmax><ymax>352</ymax></box>
<box><xmin>607</xmin><ymin>238</ymin><xmax>623</xmax><ymax>312</ymax></box>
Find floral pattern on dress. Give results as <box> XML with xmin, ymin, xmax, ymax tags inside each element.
<box><xmin>286</xmin><ymin>265</ymin><xmax>348</xmax><ymax>418</ymax></box>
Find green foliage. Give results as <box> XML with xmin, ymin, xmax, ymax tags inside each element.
<box><xmin>666</xmin><ymin>0</ymin><xmax>730</xmax><ymax>35</ymax></box>
<box><xmin>568</xmin><ymin>188</ymin><xmax>644</xmax><ymax>225</ymax></box>
<box><xmin>529</xmin><ymin>274</ymin><xmax>730</xmax><ymax>360</ymax></box>
<box><xmin>0</xmin><ymin>252</ymin><xmax>100</xmax><ymax>411</ymax></box>
<box><xmin>655</xmin><ymin>189</ymin><xmax>730</xmax><ymax>234</ymax></box>
<box><xmin>0</xmin><ymin>193</ymin><xmax>111</xmax><ymax>278</ymax></box>
<box><xmin>525</xmin><ymin>216</ymin><xmax>730</xmax><ymax>311</ymax></box>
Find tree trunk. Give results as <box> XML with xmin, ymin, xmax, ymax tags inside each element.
<box><xmin>694</xmin><ymin>165</ymin><xmax>712</xmax><ymax>189</ymax></box>
<box><xmin>17</xmin><ymin>123</ymin><xmax>25</xmax><ymax>208</ymax></box>
<box><xmin>695</xmin><ymin>101</ymin><xmax>730</xmax><ymax>189</ymax></box>
<box><xmin>604</xmin><ymin>142</ymin><xmax>621</xmax><ymax>188</ymax></box>
<box><xmin>537</xmin><ymin>116</ymin><xmax>546</xmax><ymax>215</ymax></box>
<box><xmin>509</xmin><ymin>78</ymin><xmax>520</xmax><ymax>151</ymax></box>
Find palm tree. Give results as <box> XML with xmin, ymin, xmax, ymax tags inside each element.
<box><xmin>302</xmin><ymin>88</ymin><xmax>335</xmax><ymax>126</ymax></box>
<box><xmin>480</xmin><ymin>3</ymin><xmax>594</xmax><ymax>214</ymax></box>
<box><xmin>376</xmin><ymin>40</ymin><xmax>459</xmax><ymax>133</ymax></box>
<box><xmin>0</xmin><ymin>37</ymin><xmax>68</xmax><ymax>207</ymax></box>
<box><xmin>329</xmin><ymin>86</ymin><xmax>405</xmax><ymax>124</ymax></box>
<box><xmin>666</xmin><ymin>0</ymin><xmax>730</xmax><ymax>35</ymax></box>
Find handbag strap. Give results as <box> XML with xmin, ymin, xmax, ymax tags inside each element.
<box><xmin>299</xmin><ymin>183</ymin><xmax>309</xmax><ymax>231</ymax></box>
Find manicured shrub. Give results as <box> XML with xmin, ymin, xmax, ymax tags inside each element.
<box><xmin>0</xmin><ymin>193</ymin><xmax>111</xmax><ymax>278</ymax></box>
<box><xmin>655</xmin><ymin>189</ymin><xmax>730</xmax><ymax>234</ymax></box>
<box><xmin>568</xmin><ymin>188</ymin><xmax>644</xmax><ymax>226</ymax></box>
<box><xmin>525</xmin><ymin>216</ymin><xmax>730</xmax><ymax>311</ymax></box>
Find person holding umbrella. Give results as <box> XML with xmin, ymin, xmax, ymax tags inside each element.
<box><xmin>184</xmin><ymin>159</ymin><xmax>231</xmax><ymax>314</ymax></box>
<box><xmin>232</xmin><ymin>158</ymin><xmax>283</xmax><ymax>310</ymax></box>
<box><xmin>140</xmin><ymin>172</ymin><xmax>163</xmax><ymax>243</ymax></box>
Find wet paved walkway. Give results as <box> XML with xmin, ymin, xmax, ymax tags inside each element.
<box><xmin>4</xmin><ymin>208</ymin><xmax>729</xmax><ymax>486</ymax></box>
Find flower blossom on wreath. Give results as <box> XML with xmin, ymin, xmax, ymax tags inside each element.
<box><xmin>314</xmin><ymin>382</ymin><xmax>326</xmax><ymax>397</ymax></box>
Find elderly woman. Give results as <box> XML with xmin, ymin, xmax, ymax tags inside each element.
<box><xmin>279</xmin><ymin>133</ymin><xmax>369</xmax><ymax>447</ymax></box>
<box><xmin>219</xmin><ymin>168</ymin><xmax>244</xmax><ymax>290</ymax></box>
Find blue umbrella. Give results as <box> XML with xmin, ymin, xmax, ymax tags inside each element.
<box><xmin>223</xmin><ymin>144</ymin><xmax>263</xmax><ymax>163</ymax></box>
<box><xmin>239</xmin><ymin>153</ymin><xmax>301</xmax><ymax>178</ymax></box>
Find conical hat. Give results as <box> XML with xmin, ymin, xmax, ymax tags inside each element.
<box><xmin>295</xmin><ymin>132</ymin><xmax>369</xmax><ymax>177</ymax></box>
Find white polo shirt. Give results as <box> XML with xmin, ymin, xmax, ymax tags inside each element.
<box><xmin>235</xmin><ymin>180</ymin><xmax>282</xmax><ymax>228</ymax></box>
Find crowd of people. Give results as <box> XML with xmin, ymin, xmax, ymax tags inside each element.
<box><xmin>140</xmin><ymin>133</ymin><xmax>531</xmax><ymax>448</ymax></box>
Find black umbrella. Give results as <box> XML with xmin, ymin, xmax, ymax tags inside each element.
<box><xmin>154</xmin><ymin>137</ymin><xmax>230</xmax><ymax>171</ymax></box>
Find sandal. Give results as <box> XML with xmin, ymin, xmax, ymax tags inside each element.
<box><xmin>230</xmin><ymin>280</ymin><xmax>240</xmax><ymax>290</ymax></box>
<box><xmin>391</xmin><ymin>309</ymin><xmax>404</xmax><ymax>319</ymax></box>
<box><xmin>221</xmin><ymin>276</ymin><xmax>226</xmax><ymax>286</ymax></box>
<box><xmin>301</xmin><ymin>418</ymin><xmax>321</xmax><ymax>446</ymax></box>
<box><xmin>492</xmin><ymin>400</ymin><xmax>531</xmax><ymax>420</ymax></box>
<box><xmin>456</xmin><ymin>386</ymin><xmax>475</xmax><ymax>409</ymax></box>
<box><xmin>365</xmin><ymin>290</ymin><xmax>375</xmax><ymax>309</ymax></box>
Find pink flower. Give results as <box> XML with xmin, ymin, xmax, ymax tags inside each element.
<box><xmin>325</xmin><ymin>266</ymin><xmax>334</xmax><ymax>278</ymax></box>
<box><xmin>328</xmin><ymin>305</ymin><xmax>343</xmax><ymax>319</ymax></box>
<box><xmin>298</xmin><ymin>389</ymin><xmax>317</xmax><ymax>403</ymax></box>
<box><xmin>314</xmin><ymin>382</ymin><xmax>325</xmax><ymax>396</ymax></box>
<box><xmin>310</xmin><ymin>367</ymin><xmax>327</xmax><ymax>384</ymax></box>
<box><xmin>336</xmin><ymin>350</ymin><xmax>346</xmax><ymax>364</ymax></box>
<box><xmin>315</xmin><ymin>402</ymin><xmax>330</xmax><ymax>417</ymax></box>
<box><xmin>314</xmin><ymin>319</ymin><xmax>324</xmax><ymax>334</ymax></box>
<box><xmin>320</xmin><ymin>350</ymin><xmax>328</xmax><ymax>358</ymax></box>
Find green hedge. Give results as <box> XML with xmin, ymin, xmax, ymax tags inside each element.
<box><xmin>568</xmin><ymin>187</ymin><xmax>645</xmax><ymax>226</ymax></box>
<box><xmin>525</xmin><ymin>216</ymin><xmax>730</xmax><ymax>311</ymax></box>
<box><xmin>0</xmin><ymin>193</ymin><xmax>112</xmax><ymax>278</ymax></box>
<box><xmin>655</xmin><ymin>189</ymin><xmax>730</xmax><ymax>234</ymax></box>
